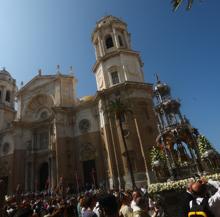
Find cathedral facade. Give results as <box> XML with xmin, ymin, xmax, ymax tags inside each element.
<box><xmin>0</xmin><ymin>16</ymin><xmax>158</xmax><ymax>194</ymax></box>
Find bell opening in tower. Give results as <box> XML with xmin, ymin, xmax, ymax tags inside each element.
<box><xmin>105</xmin><ymin>35</ymin><xmax>114</xmax><ymax>49</ymax></box>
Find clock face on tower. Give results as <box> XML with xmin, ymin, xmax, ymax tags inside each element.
<box><xmin>79</xmin><ymin>119</ymin><xmax>91</xmax><ymax>133</ymax></box>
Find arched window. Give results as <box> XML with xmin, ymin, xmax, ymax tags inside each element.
<box><xmin>5</xmin><ymin>91</ymin><xmax>10</xmax><ymax>102</ymax></box>
<box><xmin>105</xmin><ymin>35</ymin><xmax>114</xmax><ymax>49</ymax></box>
<box><xmin>118</xmin><ymin>35</ymin><xmax>124</xmax><ymax>47</ymax></box>
<box><xmin>111</xmin><ymin>71</ymin><xmax>120</xmax><ymax>85</ymax></box>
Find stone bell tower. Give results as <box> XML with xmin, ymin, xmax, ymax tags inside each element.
<box><xmin>92</xmin><ymin>15</ymin><xmax>145</xmax><ymax>90</ymax></box>
<box><xmin>0</xmin><ymin>68</ymin><xmax>16</xmax><ymax>131</ymax></box>
<box><xmin>0</xmin><ymin>68</ymin><xmax>16</xmax><ymax>194</ymax></box>
<box><xmin>91</xmin><ymin>16</ymin><xmax>158</xmax><ymax>189</ymax></box>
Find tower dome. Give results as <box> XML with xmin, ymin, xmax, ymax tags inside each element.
<box><xmin>93</xmin><ymin>15</ymin><xmax>127</xmax><ymax>33</ymax></box>
<box><xmin>92</xmin><ymin>15</ymin><xmax>131</xmax><ymax>60</ymax></box>
<box><xmin>0</xmin><ymin>68</ymin><xmax>12</xmax><ymax>80</ymax></box>
<box><xmin>0</xmin><ymin>68</ymin><xmax>10</xmax><ymax>75</ymax></box>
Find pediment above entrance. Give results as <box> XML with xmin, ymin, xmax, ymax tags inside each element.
<box><xmin>16</xmin><ymin>75</ymin><xmax>57</xmax><ymax>96</ymax></box>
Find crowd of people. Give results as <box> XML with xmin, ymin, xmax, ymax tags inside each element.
<box><xmin>0</xmin><ymin>182</ymin><xmax>164</xmax><ymax>217</ymax></box>
<box><xmin>1</xmin><ymin>176</ymin><xmax>220</xmax><ymax>217</ymax></box>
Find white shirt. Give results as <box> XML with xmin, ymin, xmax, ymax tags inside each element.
<box><xmin>130</xmin><ymin>200</ymin><xmax>136</xmax><ymax>210</ymax></box>
<box><xmin>132</xmin><ymin>205</ymin><xmax>142</xmax><ymax>217</ymax></box>
<box><xmin>93</xmin><ymin>202</ymin><xmax>100</xmax><ymax>217</ymax></box>
<box><xmin>207</xmin><ymin>180</ymin><xmax>220</xmax><ymax>217</ymax></box>
<box><xmin>81</xmin><ymin>207</ymin><xmax>86</xmax><ymax>216</ymax></box>
<box><xmin>119</xmin><ymin>205</ymin><xmax>133</xmax><ymax>217</ymax></box>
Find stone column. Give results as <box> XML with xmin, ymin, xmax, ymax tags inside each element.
<box><xmin>98</xmin><ymin>34</ymin><xmax>104</xmax><ymax>57</ymax></box>
<box><xmin>112</xmin><ymin>27</ymin><xmax>120</xmax><ymax>48</ymax></box>
<box><xmin>123</xmin><ymin>30</ymin><xmax>130</xmax><ymax>48</ymax></box>
<box><xmin>108</xmin><ymin>116</ymin><xmax>125</xmax><ymax>189</ymax></box>
<box><xmin>2</xmin><ymin>87</ymin><xmax>6</xmax><ymax>103</ymax></box>
<box><xmin>133</xmin><ymin>116</ymin><xmax>153</xmax><ymax>185</ymax></box>
<box><xmin>94</xmin><ymin>45</ymin><xmax>99</xmax><ymax>59</ymax></box>
<box><xmin>102</xmin><ymin>113</ymin><xmax>119</xmax><ymax>189</ymax></box>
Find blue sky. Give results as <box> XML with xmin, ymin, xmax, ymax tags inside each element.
<box><xmin>0</xmin><ymin>0</ymin><xmax>219</xmax><ymax>150</ymax></box>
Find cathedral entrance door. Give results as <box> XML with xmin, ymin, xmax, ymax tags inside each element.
<box><xmin>83</xmin><ymin>160</ymin><xmax>97</xmax><ymax>189</ymax></box>
<box><xmin>39</xmin><ymin>162</ymin><xmax>49</xmax><ymax>191</ymax></box>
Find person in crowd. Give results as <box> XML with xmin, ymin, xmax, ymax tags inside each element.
<box><xmin>118</xmin><ymin>192</ymin><xmax>132</xmax><ymax>217</ymax></box>
<box><xmin>132</xmin><ymin>197</ymin><xmax>151</xmax><ymax>217</ymax></box>
<box><xmin>92</xmin><ymin>200</ymin><xmax>100</xmax><ymax>217</ymax></box>
<box><xmin>178</xmin><ymin>178</ymin><xmax>194</xmax><ymax>217</ymax></box>
<box><xmin>43</xmin><ymin>207</ymin><xmax>54</xmax><ymax>217</ymax></box>
<box><xmin>93</xmin><ymin>192</ymin><xmax>103</xmax><ymax>217</ymax></box>
<box><xmin>148</xmin><ymin>196</ymin><xmax>166</xmax><ymax>217</ymax></box>
<box><xmin>64</xmin><ymin>201</ymin><xmax>76</xmax><ymax>217</ymax></box>
<box><xmin>0</xmin><ymin>180</ymin><xmax>8</xmax><ymax>217</ymax></box>
<box><xmin>189</xmin><ymin>177</ymin><xmax>220</xmax><ymax>217</ymax></box>
<box><xmin>130</xmin><ymin>192</ymin><xmax>141</xmax><ymax>210</ymax></box>
<box><xmin>76</xmin><ymin>196</ymin><xmax>84</xmax><ymax>217</ymax></box>
<box><xmin>69</xmin><ymin>197</ymin><xmax>78</xmax><ymax>217</ymax></box>
<box><xmin>189</xmin><ymin>180</ymin><xmax>214</xmax><ymax>217</ymax></box>
<box><xmin>99</xmin><ymin>194</ymin><xmax>119</xmax><ymax>217</ymax></box>
<box><xmin>14</xmin><ymin>207</ymin><xmax>33</xmax><ymax>217</ymax></box>
<box><xmin>5</xmin><ymin>180</ymin><xmax>220</xmax><ymax>217</ymax></box>
<box><xmin>205</xmin><ymin>178</ymin><xmax>220</xmax><ymax>217</ymax></box>
<box><xmin>82</xmin><ymin>195</ymin><xmax>97</xmax><ymax>217</ymax></box>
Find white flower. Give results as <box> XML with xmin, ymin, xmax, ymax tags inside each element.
<box><xmin>148</xmin><ymin>173</ymin><xmax>220</xmax><ymax>194</ymax></box>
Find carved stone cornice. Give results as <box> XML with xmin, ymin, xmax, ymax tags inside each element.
<box><xmin>0</xmin><ymin>103</ymin><xmax>16</xmax><ymax>113</ymax></box>
<box><xmin>75</xmin><ymin>98</ymin><xmax>96</xmax><ymax>111</ymax></box>
<box><xmin>52</xmin><ymin>106</ymin><xmax>75</xmax><ymax>114</ymax></box>
<box><xmin>91</xmin><ymin>15</ymin><xmax>127</xmax><ymax>42</ymax></box>
<box><xmin>92</xmin><ymin>49</ymin><xmax>143</xmax><ymax>72</ymax></box>
<box><xmin>94</xmin><ymin>81</ymin><xmax>153</xmax><ymax>100</ymax></box>
<box><xmin>12</xmin><ymin>116</ymin><xmax>54</xmax><ymax>128</ymax></box>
